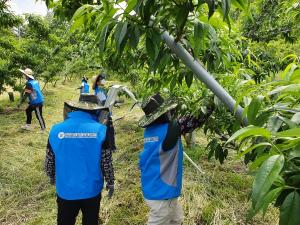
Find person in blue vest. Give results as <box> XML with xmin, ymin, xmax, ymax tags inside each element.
<box><xmin>79</xmin><ymin>76</ymin><xmax>90</xmax><ymax>94</ymax></box>
<box><xmin>45</xmin><ymin>94</ymin><xmax>114</xmax><ymax>225</ymax></box>
<box><xmin>19</xmin><ymin>68</ymin><xmax>46</xmax><ymax>131</ymax></box>
<box><xmin>92</xmin><ymin>73</ymin><xmax>107</xmax><ymax>105</ymax></box>
<box><xmin>92</xmin><ymin>73</ymin><xmax>117</xmax><ymax>152</ymax></box>
<box><xmin>138</xmin><ymin>93</ymin><xmax>204</xmax><ymax>225</ymax></box>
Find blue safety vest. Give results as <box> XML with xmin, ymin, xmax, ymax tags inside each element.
<box><xmin>49</xmin><ymin>111</ymin><xmax>106</xmax><ymax>200</ymax></box>
<box><xmin>27</xmin><ymin>79</ymin><xmax>44</xmax><ymax>105</ymax></box>
<box><xmin>94</xmin><ymin>86</ymin><xmax>107</xmax><ymax>105</ymax></box>
<box><xmin>81</xmin><ymin>81</ymin><xmax>89</xmax><ymax>94</ymax></box>
<box><xmin>139</xmin><ymin>123</ymin><xmax>183</xmax><ymax>200</ymax></box>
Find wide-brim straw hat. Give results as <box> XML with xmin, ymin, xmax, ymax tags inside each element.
<box><xmin>19</xmin><ymin>68</ymin><xmax>34</xmax><ymax>80</ymax></box>
<box><xmin>65</xmin><ymin>94</ymin><xmax>106</xmax><ymax>111</ymax></box>
<box><xmin>138</xmin><ymin>93</ymin><xmax>178</xmax><ymax>128</ymax></box>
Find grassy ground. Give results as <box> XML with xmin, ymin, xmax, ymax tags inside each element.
<box><xmin>0</xmin><ymin>79</ymin><xmax>279</xmax><ymax>225</ymax></box>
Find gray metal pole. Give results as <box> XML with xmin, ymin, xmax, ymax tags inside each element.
<box><xmin>161</xmin><ymin>31</ymin><xmax>247</xmax><ymax>125</ymax></box>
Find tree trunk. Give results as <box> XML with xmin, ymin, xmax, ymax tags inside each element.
<box><xmin>8</xmin><ymin>92</ymin><xmax>14</xmax><ymax>102</ymax></box>
<box><xmin>53</xmin><ymin>79</ymin><xmax>58</xmax><ymax>87</ymax></box>
<box><xmin>184</xmin><ymin>131</ymin><xmax>195</xmax><ymax>148</ymax></box>
<box><xmin>42</xmin><ymin>81</ymin><xmax>48</xmax><ymax>91</ymax></box>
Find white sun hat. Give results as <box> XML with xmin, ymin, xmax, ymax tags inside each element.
<box><xmin>19</xmin><ymin>68</ymin><xmax>34</xmax><ymax>80</ymax></box>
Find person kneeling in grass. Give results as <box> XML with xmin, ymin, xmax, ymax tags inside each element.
<box><xmin>45</xmin><ymin>95</ymin><xmax>114</xmax><ymax>225</ymax></box>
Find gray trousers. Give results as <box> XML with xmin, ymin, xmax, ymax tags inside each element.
<box><xmin>145</xmin><ymin>198</ymin><xmax>184</xmax><ymax>225</ymax></box>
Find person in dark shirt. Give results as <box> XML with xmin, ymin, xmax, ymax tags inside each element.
<box><xmin>45</xmin><ymin>95</ymin><xmax>114</xmax><ymax>225</ymax></box>
<box><xmin>19</xmin><ymin>68</ymin><xmax>46</xmax><ymax>131</ymax></box>
<box><xmin>138</xmin><ymin>93</ymin><xmax>204</xmax><ymax>225</ymax></box>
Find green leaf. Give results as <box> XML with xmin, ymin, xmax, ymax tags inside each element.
<box><xmin>178</xmin><ymin>72</ymin><xmax>184</xmax><ymax>85</ymax></box>
<box><xmin>234</xmin><ymin>94</ymin><xmax>245</xmax><ymax>113</ymax></box>
<box><xmin>142</xmin><ymin>0</ymin><xmax>155</xmax><ymax>24</ymax></box>
<box><xmin>226</xmin><ymin>126</ymin><xmax>271</xmax><ymax>144</ymax></box>
<box><xmin>267</xmin><ymin>116</ymin><xmax>283</xmax><ymax>133</ymax></box>
<box><xmin>102</xmin><ymin>0</ymin><xmax>110</xmax><ymax>13</ymax></box>
<box><xmin>217</xmin><ymin>145</ymin><xmax>226</xmax><ymax>164</ymax></box>
<box><xmin>232</xmin><ymin>118</ymin><xmax>242</xmax><ymax>133</ymax></box>
<box><xmin>185</xmin><ymin>71</ymin><xmax>193</xmax><ymax>88</ymax></box>
<box><xmin>253</xmin><ymin>111</ymin><xmax>271</xmax><ymax>127</ymax></box>
<box><xmin>99</xmin><ymin>24</ymin><xmax>109</xmax><ymax>53</ymax></box>
<box><xmin>268</xmin><ymin>84</ymin><xmax>300</xmax><ymax>96</ymax></box>
<box><xmin>232</xmin><ymin>0</ymin><xmax>247</xmax><ymax>9</ymax></box>
<box><xmin>205</xmin><ymin>0</ymin><xmax>216</xmax><ymax>18</ymax></box>
<box><xmin>290</xmin><ymin>69</ymin><xmax>300</xmax><ymax>83</ymax></box>
<box><xmin>207</xmin><ymin>24</ymin><xmax>217</xmax><ymax>41</ymax></box>
<box><xmin>146</xmin><ymin>35</ymin><xmax>155</xmax><ymax>61</ymax></box>
<box><xmin>279</xmin><ymin>62</ymin><xmax>298</xmax><ymax>80</ymax></box>
<box><xmin>118</xmin><ymin>22</ymin><xmax>128</xmax><ymax>50</ymax></box>
<box><xmin>221</xmin><ymin>0</ymin><xmax>231</xmax><ymax>21</ymax></box>
<box><xmin>276</xmin><ymin>128</ymin><xmax>300</xmax><ymax>138</ymax></box>
<box><xmin>128</xmin><ymin>25</ymin><xmax>140</xmax><ymax>48</ymax></box>
<box><xmin>289</xmin><ymin>148</ymin><xmax>300</xmax><ymax>160</ymax></box>
<box><xmin>249</xmin><ymin>187</ymin><xmax>283</xmax><ymax>219</ymax></box>
<box><xmin>238</xmin><ymin>142</ymin><xmax>272</xmax><ymax>158</ymax></box>
<box><xmin>277</xmin><ymin>138</ymin><xmax>300</xmax><ymax>152</ymax></box>
<box><xmin>72</xmin><ymin>4</ymin><xmax>92</xmax><ymax>21</ymax></box>
<box><xmin>251</xmin><ymin>155</ymin><xmax>284</xmax><ymax>208</ymax></box>
<box><xmin>152</xmin><ymin>30</ymin><xmax>161</xmax><ymax>53</ymax></box>
<box><xmin>114</xmin><ymin>22</ymin><xmax>123</xmax><ymax>44</ymax></box>
<box><xmin>170</xmin><ymin>77</ymin><xmax>177</xmax><ymax>92</ymax></box>
<box><xmin>70</xmin><ymin>16</ymin><xmax>85</xmax><ymax>33</ymax></box>
<box><xmin>146</xmin><ymin>31</ymin><xmax>160</xmax><ymax>61</ymax></box>
<box><xmin>291</xmin><ymin>112</ymin><xmax>300</xmax><ymax>124</ymax></box>
<box><xmin>114</xmin><ymin>22</ymin><xmax>128</xmax><ymax>52</ymax></box>
<box><xmin>194</xmin><ymin>21</ymin><xmax>204</xmax><ymax>57</ymax></box>
<box><xmin>125</xmin><ymin>0</ymin><xmax>138</xmax><ymax>14</ymax></box>
<box><xmin>175</xmin><ymin>4</ymin><xmax>189</xmax><ymax>31</ymax></box>
<box><xmin>96</xmin><ymin>7</ymin><xmax>118</xmax><ymax>33</ymax></box>
<box><xmin>207</xmin><ymin>138</ymin><xmax>218</xmax><ymax>160</ymax></box>
<box><xmin>247</xmin><ymin>97</ymin><xmax>262</xmax><ymax>125</ymax></box>
<box><xmin>250</xmin><ymin>154</ymin><xmax>270</xmax><ymax>170</ymax></box>
<box><xmin>158</xmin><ymin>53</ymin><xmax>170</xmax><ymax>74</ymax></box>
<box><xmin>279</xmin><ymin>191</ymin><xmax>300</xmax><ymax>225</ymax></box>
<box><xmin>277</xmin><ymin>116</ymin><xmax>297</xmax><ymax>129</ymax></box>
<box><xmin>287</xmin><ymin>175</ymin><xmax>300</xmax><ymax>186</ymax></box>
<box><xmin>281</xmin><ymin>54</ymin><xmax>298</xmax><ymax>63</ymax></box>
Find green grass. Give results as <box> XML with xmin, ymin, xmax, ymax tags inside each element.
<box><xmin>0</xmin><ymin>79</ymin><xmax>278</xmax><ymax>224</ymax></box>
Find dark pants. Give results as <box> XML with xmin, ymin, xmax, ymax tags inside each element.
<box><xmin>57</xmin><ymin>194</ymin><xmax>101</xmax><ymax>225</ymax></box>
<box><xmin>26</xmin><ymin>104</ymin><xmax>46</xmax><ymax>130</ymax></box>
<box><xmin>107</xmin><ymin>116</ymin><xmax>116</xmax><ymax>151</ymax></box>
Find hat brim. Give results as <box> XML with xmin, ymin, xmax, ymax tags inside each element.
<box><xmin>65</xmin><ymin>101</ymin><xmax>107</xmax><ymax>111</ymax></box>
<box><xmin>19</xmin><ymin>69</ymin><xmax>34</xmax><ymax>80</ymax></box>
<box><xmin>138</xmin><ymin>101</ymin><xmax>178</xmax><ymax>128</ymax></box>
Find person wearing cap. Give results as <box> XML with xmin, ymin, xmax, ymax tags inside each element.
<box><xmin>138</xmin><ymin>93</ymin><xmax>205</xmax><ymax>225</ymax></box>
<box><xmin>19</xmin><ymin>68</ymin><xmax>46</xmax><ymax>131</ymax></box>
<box><xmin>92</xmin><ymin>73</ymin><xmax>117</xmax><ymax>152</ymax></box>
<box><xmin>44</xmin><ymin>95</ymin><xmax>115</xmax><ymax>225</ymax></box>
